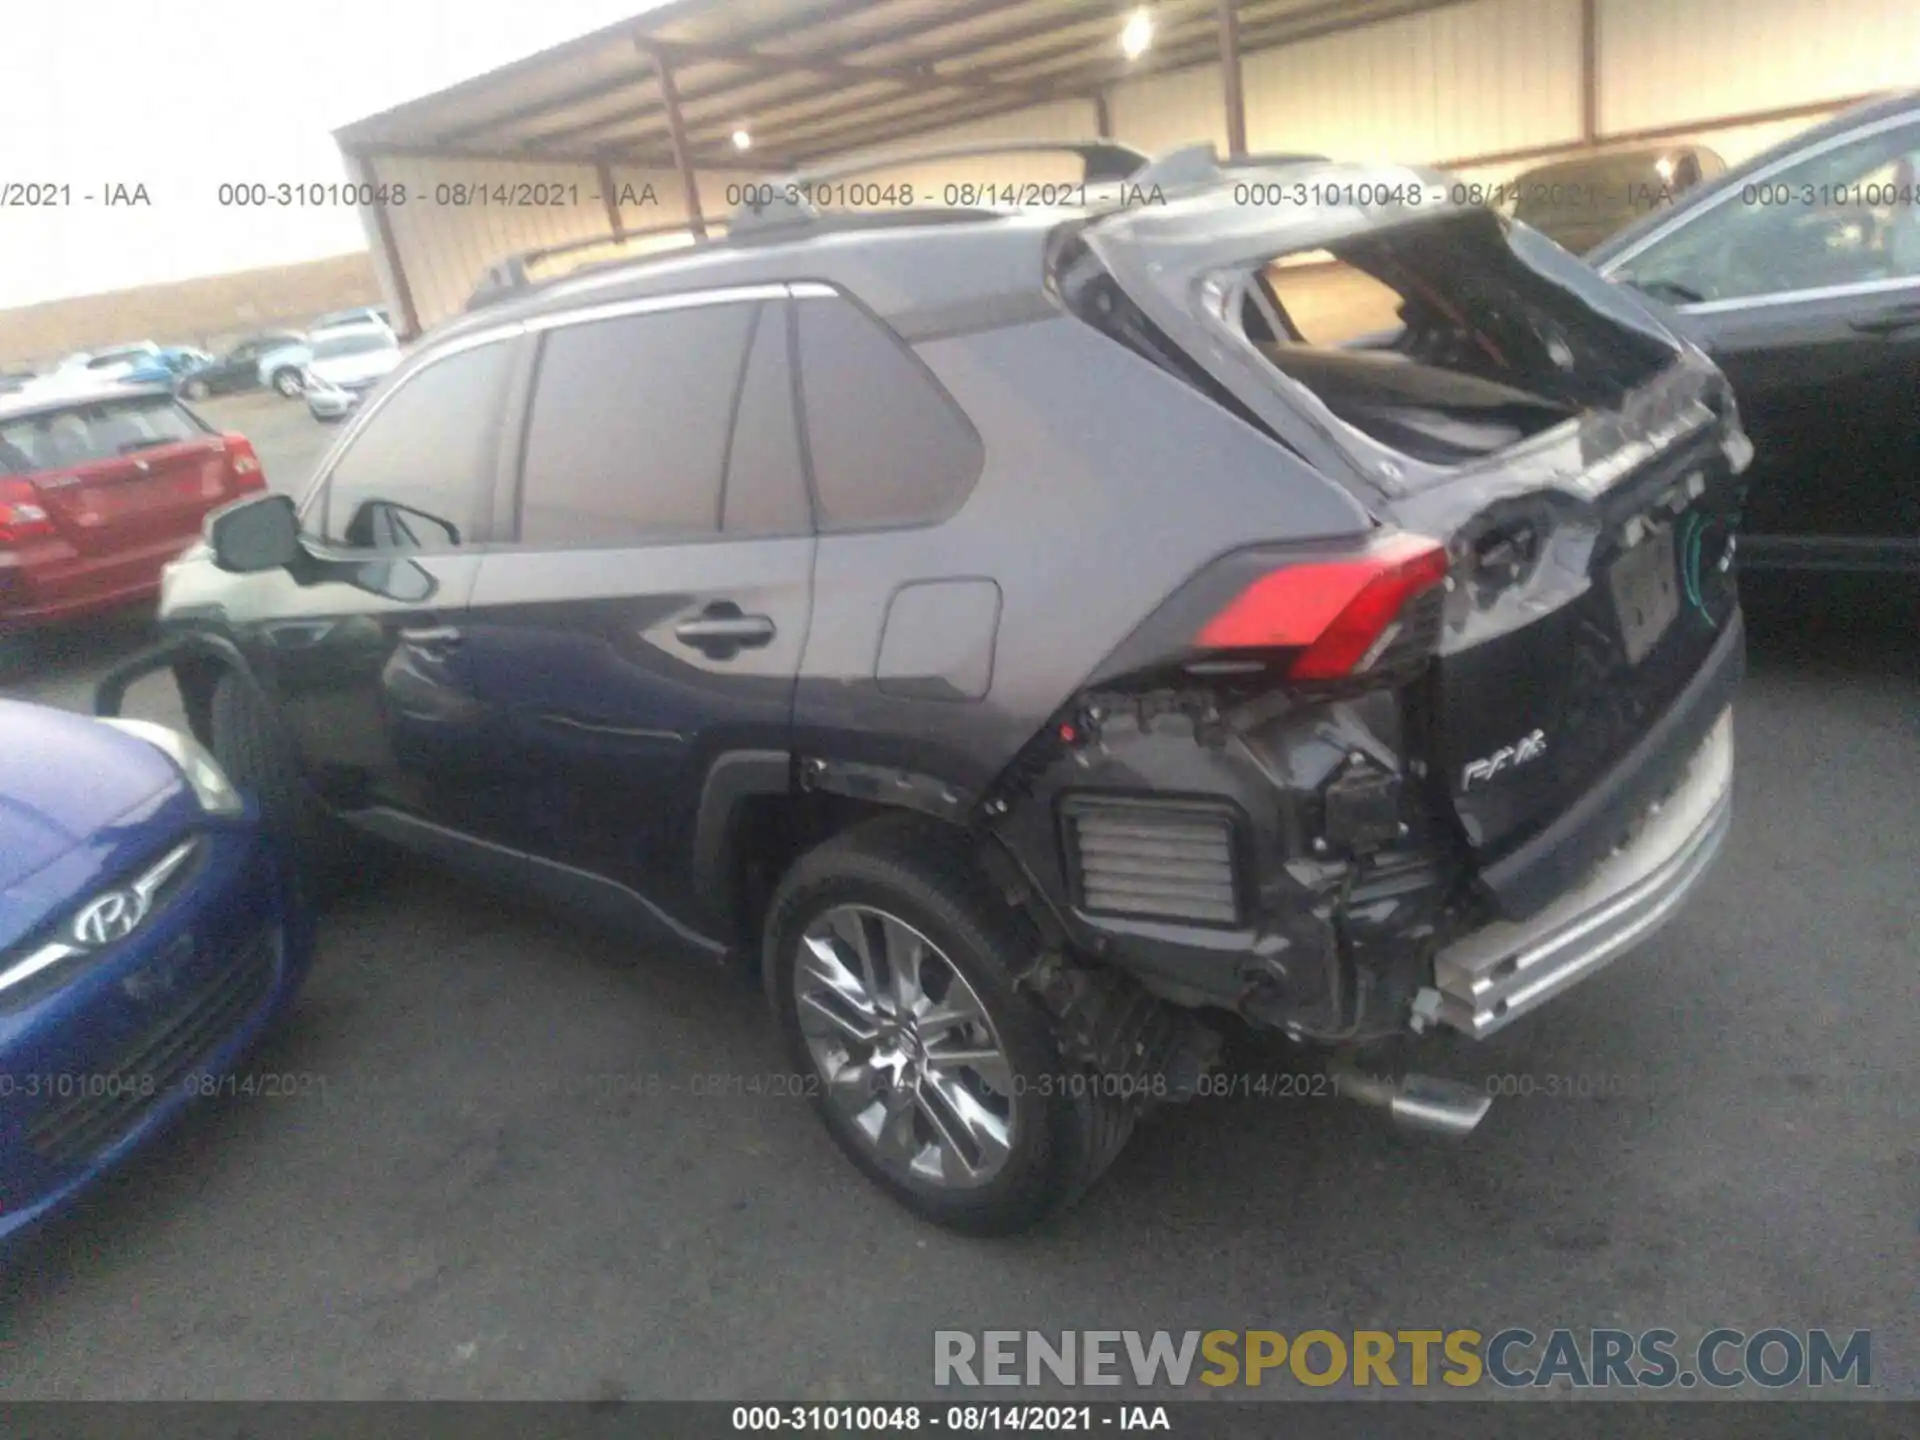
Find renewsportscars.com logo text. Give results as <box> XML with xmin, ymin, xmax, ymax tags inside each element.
<box><xmin>934</xmin><ymin>1328</ymin><xmax>1872</xmax><ymax>1391</ymax></box>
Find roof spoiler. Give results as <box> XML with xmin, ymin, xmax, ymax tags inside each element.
<box><xmin>1123</xmin><ymin>143</ymin><xmax>1332</xmax><ymax>193</ymax></box>
<box><xmin>728</xmin><ymin>138</ymin><xmax>1154</xmax><ymax>236</ymax></box>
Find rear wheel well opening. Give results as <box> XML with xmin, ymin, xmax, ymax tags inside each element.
<box><xmin>728</xmin><ymin>794</ymin><xmax>986</xmax><ymax>969</ymax></box>
<box><xmin>727</xmin><ymin>792</ymin><xmax>890</xmax><ymax>966</ymax></box>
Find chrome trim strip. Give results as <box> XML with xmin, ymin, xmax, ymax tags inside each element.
<box><xmin>522</xmin><ymin>283</ymin><xmax>789</xmax><ymax>333</ymax></box>
<box><xmin>302</xmin><ymin>285</ymin><xmax>787</xmax><ymax>513</ymax></box>
<box><xmin>0</xmin><ymin>837</ymin><xmax>201</xmax><ymax>997</ymax></box>
<box><xmin>1433</xmin><ymin>709</ymin><xmax>1735</xmax><ymax>1039</ymax></box>
<box><xmin>0</xmin><ymin>940</ymin><xmax>85</xmax><ymax>996</ymax></box>
<box><xmin>1676</xmin><ymin>275</ymin><xmax>1920</xmax><ymax>316</ymax></box>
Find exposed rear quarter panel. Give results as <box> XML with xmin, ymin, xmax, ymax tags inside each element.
<box><xmin>792</xmin><ymin>313</ymin><xmax>1375</xmax><ymax>796</ymax></box>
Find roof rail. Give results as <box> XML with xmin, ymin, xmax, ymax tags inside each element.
<box><xmin>465</xmin><ymin>220</ymin><xmax>714</xmax><ymax>311</ymax></box>
<box><xmin>728</xmin><ymin>138</ymin><xmax>1153</xmax><ymax>236</ymax></box>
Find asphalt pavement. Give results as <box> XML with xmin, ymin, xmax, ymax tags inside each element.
<box><xmin>0</xmin><ymin>391</ymin><xmax>1913</xmax><ymax>1400</ymax></box>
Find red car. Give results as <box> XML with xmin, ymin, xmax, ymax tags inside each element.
<box><xmin>0</xmin><ymin>383</ymin><xmax>265</xmax><ymax>638</ymax></box>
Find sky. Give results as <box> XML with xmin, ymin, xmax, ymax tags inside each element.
<box><xmin>0</xmin><ymin>0</ymin><xmax>663</xmax><ymax>309</ymax></box>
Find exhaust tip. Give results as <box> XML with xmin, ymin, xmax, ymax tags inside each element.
<box><xmin>1335</xmin><ymin>1069</ymin><xmax>1492</xmax><ymax>1138</ymax></box>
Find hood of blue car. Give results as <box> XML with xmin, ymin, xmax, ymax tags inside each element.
<box><xmin>0</xmin><ymin>700</ymin><xmax>185</xmax><ymax>946</ymax></box>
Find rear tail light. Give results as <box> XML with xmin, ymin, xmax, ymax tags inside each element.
<box><xmin>0</xmin><ymin>478</ymin><xmax>57</xmax><ymax>546</ymax></box>
<box><xmin>1195</xmin><ymin>532</ymin><xmax>1450</xmax><ymax>681</ymax></box>
<box><xmin>222</xmin><ymin>433</ymin><xmax>265</xmax><ymax>491</ymax></box>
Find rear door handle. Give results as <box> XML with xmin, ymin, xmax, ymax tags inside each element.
<box><xmin>1848</xmin><ymin>304</ymin><xmax>1920</xmax><ymax>336</ymax></box>
<box><xmin>673</xmin><ymin>610</ymin><xmax>775</xmax><ymax>654</ymax></box>
<box><xmin>400</xmin><ymin>624</ymin><xmax>465</xmax><ymax>657</ymax></box>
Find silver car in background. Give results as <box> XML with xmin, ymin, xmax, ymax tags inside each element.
<box><xmin>303</xmin><ymin>326</ymin><xmax>403</xmax><ymax>422</ymax></box>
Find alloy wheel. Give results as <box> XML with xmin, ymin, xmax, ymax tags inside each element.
<box><xmin>793</xmin><ymin>903</ymin><xmax>1017</xmax><ymax>1190</ymax></box>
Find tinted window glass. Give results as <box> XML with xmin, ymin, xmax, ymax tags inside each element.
<box><xmin>519</xmin><ymin>302</ymin><xmax>756</xmax><ymax>546</ymax></box>
<box><xmin>321</xmin><ymin>340</ymin><xmax>513</xmax><ymax>549</ymax></box>
<box><xmin>796</xmin><ymin>296</ymin><xmax>982</xmax><ymax>530</ymax></box>
<box><xmin>0</xmin><ymin>396</ymin><xmax>205</xmax><ymax>473</ymax></box>
<box><xmin>721</xmin><ymin>302</ymin><xmax>810</xmax><ymax>536</ymax></box>
<box><xmin>1621</xmin><ymin>122</ymin><xmax>1920</xmax><ymax>303</ymax></box>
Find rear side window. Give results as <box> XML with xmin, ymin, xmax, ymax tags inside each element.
<box><xmin>320</xmin><ymin>339</ymin><xmax>514</xmax><ymax>549</ymax></box>
<box><xmin>795</xmin><ymin>295</ymin><xmax>983</xmax><ymax>531</ymax></box>
<box><xmin>0</xmin><ymin>396</ymin><xmax>206</xmax><ymax>474</ymax></box>
<box><xmin>519</xmin><ymin>302</ymin><xmax>756</xmax><ymax>546</ymax></box>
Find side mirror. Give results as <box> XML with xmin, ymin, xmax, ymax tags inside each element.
<box><xmin>344</xmin><ymin>499</ymin><xmax>460</xmax><ymax>551</ymax></box>
<box><xmin>209</xmin><ymin>493</ymin><xmax>301</xmax><ymax>573</ymax></box>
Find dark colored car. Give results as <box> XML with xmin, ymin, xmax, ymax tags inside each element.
<box><xmin>176</xmin><ymin>332</ymin><xmax>306</xmax><ymax>400</ymax></box>
<box><xmin>0</xmin><ymin>385</ymin><xmax>266</xmax><ymax>643</ymax></box>
<box><xmin>0</xmin><ymin>698</ymin><xmax>311</xmax><ymax>1243</ymax></box>
<box><xmin>1506</xmin><ymin>145</ymin><xmax>1726</xmax><ymax>255</ymax></box>
<box><xmin>101</xmin><ymin>143</ymin><xmax>1750</xmax><ymax>1234</ymax></box>
<box><xmin>1588</xmin><ymin>92</ymin><xmax>1920</xmax><ymax>583</ymax></box>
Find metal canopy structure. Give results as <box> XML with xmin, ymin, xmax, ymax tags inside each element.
<box><xmin>335</xmin><ymin>0</ymin><xmax>1466</xmax><ymax>176</ymax></box>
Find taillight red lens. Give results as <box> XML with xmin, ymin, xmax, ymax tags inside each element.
<box><xmin>222</xmin><ymin>433</ymin><xmax>264</xmax><ymax>489</ymax></box>
<box><xmin>0</xmin><ymin>477</ymin><xmax>57</xmax><ymax>545</ymax></box>
<box><xmin>1195</xmin><ymin>532</ymin><xmax>1450</xmax><ymax>681</ymax></box>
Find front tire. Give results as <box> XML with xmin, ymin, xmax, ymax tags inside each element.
<box><xmin>180</xmin><ymin>377</ymin><xmax>210</xmax><ymax>401</ymax></box>
<box><xmin>208</xmin><ymin>672</ymin><xmax>350</xmax><ymax>905</ymax></box>
<box><xmin>765</xmin><ymin>817</ymin><xmax>1134</xmax><ymax>1235</ymax></box>
<box><xmin>271</xmin><ymin>367</ymin><xmax>303</xmax><ymax>398</ymax></box>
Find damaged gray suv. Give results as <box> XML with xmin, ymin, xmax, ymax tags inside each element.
<box><xmin>103</xmin><ymin>141</ymin><xmax>1750</xmax><ymax>1234</ymax></box>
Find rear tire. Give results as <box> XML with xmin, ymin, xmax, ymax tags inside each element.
<box><xmin>181</xmin><ymin>377</ymin><xmax>210</xmax><ymax>401</ymax></box>
<box><xmin>765</xmin><ymin>816</ymin><xmax>1134</xmax><ymax>1235</ymax></box>
<box><xmin>271</xmin><ymin>367</ymin><xmax>303</xmax><ymax>398</ymax></box>
<box><xmin>209</xmin><ymin>672</ymin><xmax>351</xmax><ymax>906</ymax></box>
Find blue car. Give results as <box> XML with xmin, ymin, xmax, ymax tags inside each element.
<box><xmin>118</xmin><ymin>347</ymin><xmax>212</xmax><ymax>387</ymax></box>
<box><xmin>0</xmin><ymin>698</ymin><xmax>312</xmax><ymax>1242</ymax></box>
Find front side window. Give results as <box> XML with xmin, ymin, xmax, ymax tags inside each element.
<box><xmin>1617</xmin><ymin>121</ymin><xmax>1920</xmax><ymax>304</ymax></box>
<box><xmin>517</xmin><ymin>301</ymin><xmax>766</xmax><ymax>546</ymax></box>
<box><xmin>319</xmin><ymin>340</ymin><xmax>514</xmax><ymax>550</ymax></box>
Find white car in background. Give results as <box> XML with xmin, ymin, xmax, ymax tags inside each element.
<box><xmin>34</xmin><ymin>342</ymin><xmax>164</xmax><ymax>391</ymax></box>
<box><xmin>303</xmin><ymin>325</ymin><xmax>402</xmax><ymax>421</ymax></box>
<box><xmin>257</xmin><ymin>313</ymin><xmax>396</xmax><ymax>398</ymax></box>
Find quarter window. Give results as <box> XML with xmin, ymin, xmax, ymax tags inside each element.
<box><xmin>320</xmin><ymin>339</ymin><xmax>514</xmax><ymax>550</ymax></box>
<box><xmin>795</xmin><ymin>294</ymin><xmax>983</xmax><ymax>531</ymax></box>
<box><xmin>1619</xmin><ymin>122</ymin><xmax>1920</xmax><ymax>304</ymax></box>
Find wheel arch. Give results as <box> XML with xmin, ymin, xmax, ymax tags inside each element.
<box><xmin>696</xmin><ymin>750</ymin><xmax>1068</xmax><ymax>965</ymax></box>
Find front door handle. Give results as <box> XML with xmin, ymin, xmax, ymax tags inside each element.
<box><xmin>400</xmin><ymin>624</ymin><xmax>465</xmax><ymax>658</ymax></box>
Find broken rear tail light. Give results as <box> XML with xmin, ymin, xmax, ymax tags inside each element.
<box><xmin>1195</xmin><ymin>532</ymin><xmax>1450</xmax><ymax>681</ymax></box>
<box><xmin>0</xmin><ymin>478</ymin><xmax>57</xmax><ymax>546</ymax></box>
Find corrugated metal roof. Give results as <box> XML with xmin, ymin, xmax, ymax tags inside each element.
<box><xmin>333</xmin><ymin>0</ymin><xmax>1468</xmax><ymax>169</ymax></box>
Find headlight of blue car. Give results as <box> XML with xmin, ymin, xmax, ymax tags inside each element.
<box><xmin>95</xmin><ymin>718</ymin><xmax>245</xmax><ymax>816</ymax></box>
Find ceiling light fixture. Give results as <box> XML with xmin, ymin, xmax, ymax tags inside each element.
<box><xmin>1121</xmin><ymin>8</ymin><xmax>1154</xmax><ymax>60</ymax></box>
<box><xmin>732</xmin><ymin>129</ymin><xmax>753</xmax><ymax>151</ymax></box>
